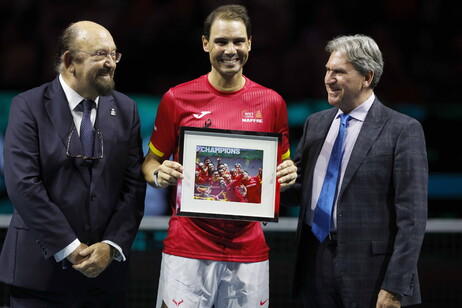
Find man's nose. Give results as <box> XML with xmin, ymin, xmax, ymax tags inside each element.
<box><xmin>325</xmin><ymin>72</ymin><xmax>335</xmax><ymax>84</ymax></box>
<box><xmin>224</xmin><ymin>43</ymin><xmax>237</xmax><ymax>54</ymax></box>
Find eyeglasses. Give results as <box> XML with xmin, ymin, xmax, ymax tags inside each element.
<box><xmin>74</xmin><ymin>50</ymin><xmax>122</xmax><ymax>63</ymax></box>
<box><xmin>66</xmin><ymin>126</ymin><xmax>104</xmax><ymax>161</ymax></box>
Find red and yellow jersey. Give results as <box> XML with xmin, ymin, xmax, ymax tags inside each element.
<box><xmin>148</xmin><ymin>74</ymin><xmax>290</xmax><ymax>262</ymax></box>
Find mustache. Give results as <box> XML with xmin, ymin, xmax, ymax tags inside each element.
<box><xmin>97</xmin><ymin>68</ymin><xmax>114</xmax><ymax>76</ymax></box>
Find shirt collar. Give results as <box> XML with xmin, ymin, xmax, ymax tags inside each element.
<box><xmin>59</xmin><ymin>74</ymin><xmax>99</xmax><ymax>111</ymax></box>
<box><xmin>335</xmin><ymin>92</ymin><xmax>375</xmax><ymax>122</ymax></box>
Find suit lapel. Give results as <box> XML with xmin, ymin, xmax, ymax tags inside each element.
<box><xmin>301</xmin><ymin>109</ymin><xmax>338</xmax><ymax>213</ymax></box>
<box><xmin>305</xmin><ymin>109</ymin><xmax>338</xmax><ymax>164</ymax></box>
<box><xmin>91</xmin><ymin>95</ymin><xmax>116</xmax><ymax>192</ymax></box>
<box><xmin>44</xmin><ymin>77</ymin><xmax>94</xmax><ymax>183</ymax></box>
<box><xmin>339</xmin><ymin>99</ymin><xmax>389</xmax><ymax>196</ymax></box>
<box><xmin>44</xmin><ymin>77</ymin><xmax>74</xmax><ymax>147</ymax></box>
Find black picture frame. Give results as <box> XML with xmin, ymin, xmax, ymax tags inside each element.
<box><xmin>176</xmin><ymin>126</ymin><xmax>281</xmax><ymax>222</ymax></box>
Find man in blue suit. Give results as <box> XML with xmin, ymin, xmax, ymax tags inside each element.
<box><xmin>283</xmin><ymin>35</ymin><xmax>428</xmax><ymax>307</ymax></box>
<box><xmin>0</xmin><ymin>21</ymin><xmax>146</xmax><ymax>307</ymax></box>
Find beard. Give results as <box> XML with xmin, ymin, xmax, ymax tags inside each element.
<box><xmin>93</xmin><ymin>69</ymin><xmax>115</xmax><ymax>96</ymax></box>
<box><xmin>94</xmin><ymin>78</ymin><xmax>115</xmax><ymax>96</ymax></box>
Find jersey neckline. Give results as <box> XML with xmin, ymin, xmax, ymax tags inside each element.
<box><xmin>203</xmin><ymin>74</ymin><xmax>251</xmax><ymax>96</ymax></box>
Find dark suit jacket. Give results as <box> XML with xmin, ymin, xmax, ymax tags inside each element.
<box><xmin>282</xmin><ymin>98</ymin><xmax>428</xmax><ymax>307</ymax></box>
<box><xmin>0</xmin><ymin>77</ymin><xmax>146</xmax><ymax>294</ymax></box>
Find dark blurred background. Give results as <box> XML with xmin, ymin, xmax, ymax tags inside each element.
<box><xmin>1</xmin><ymin>0</ymin><xmax>461</xmax><ymax>216</ymax></box>
<box><xmin>0</xmin><ymin>0</ymin><xmax>461</xmax><ymax>307</ymax></box>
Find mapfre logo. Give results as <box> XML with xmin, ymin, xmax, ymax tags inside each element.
<box><xmin>241</xmin><ymin>110</ymin><xmax>263</xmax><ymax>123</ymax></box>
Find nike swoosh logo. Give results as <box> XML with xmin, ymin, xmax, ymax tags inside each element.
<box><xmin>193</xmin><ymin>111</ymin><xmax>211</xmax><ymax>119</ymax></box>
<box><xmin>260</xmin><ymin>299</ymin><xmax>268</xmax><ymax>305</ymax></box>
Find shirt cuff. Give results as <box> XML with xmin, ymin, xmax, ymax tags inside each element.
<box><xmin>54</xmin><ymin>238</ymin><xmax>81</xmax><ymax>262</ymax></box>
<box><xmin>103</xmin><ymin>240</ymin><xmax>126</xmax><ymax>262</ymax></box>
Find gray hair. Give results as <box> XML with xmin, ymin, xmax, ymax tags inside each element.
<box><xmin>55</xmin><ymin>22</ymin><xmax>79</xmax><ymax>73</ymax></box>
<box><xmin>326</xmin><ymin>35</ymin><xmax>384</xmax><ymax>89</ymax></box>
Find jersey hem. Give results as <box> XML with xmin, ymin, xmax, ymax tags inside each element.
<box><xmin>163</xmin><ymin>249</ymin><xmax>269</xmax><ymax>263</ymax></box>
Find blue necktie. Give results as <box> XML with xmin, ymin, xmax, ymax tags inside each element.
<box><xmin>80</xmin><ymin>99</ymin><xmax>94</xmax><ymax>158</ymax></box>
<box><xmin>312</xmin><ymin>113</ymin><xmax>351</xmax><ymax>242</ymax></box>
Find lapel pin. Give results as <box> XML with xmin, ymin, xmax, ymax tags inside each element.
<box><xmin>110</xmin><ymin>108</ymin><xmax>116</xmax><ymax>116</ymax></box>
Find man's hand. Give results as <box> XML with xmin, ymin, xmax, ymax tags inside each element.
<box><xmin>155</xmin><ymin>160</ymin><xmax>184</xmax><ymax>188</ymax></box>
<box><xmin>66</xmin><ymin>243</ymin><xmax>89</xmax><ymax>265</ymax></box>
<box><xmin>376</xmin><ymin>289</ymin><xmax>401</xmax><ymax>308</ymax></box>
<box><xmin>72</xmin><ymin>242</ymin><xmax>114</xmax><ymax>278</ymax></box>
<box><xmin>276</xmin><ymin>159</ymin><xmax>297</xmax><ymax>191</ymax></box>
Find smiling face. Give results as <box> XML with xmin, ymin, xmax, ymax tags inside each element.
<box><xmin>65</xmin><ymin>22</ymin><xmax>117</xmax><ymax>99</ymax></box>
<box><xmin>202</xmin><ymin>19</ymin><xmax>251</xmax><ymax>83</ymax></box>
<box><xmin>324</xmin><ymin>51</ymin><xmax>373</xmax><ymax>113</ymax></box>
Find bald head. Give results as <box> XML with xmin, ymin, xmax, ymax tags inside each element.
<box><xmin>57</xmin><ymin>20</ymin><xmax>118</xmax><ymax>99</ymax></box>
<box><xmin>72</xmin><ymin>20</ymin><xmax>108</xmax><ymax>31</ymax></box>
<box><xmin>55</xmin><ymin>21</ymin><xmax>114</xmax><ymax>73</ymax></box>
<box><xmin>70</xmin><ymin>21</ymin><xmax>113</xmax><ymax>47</ymax></box>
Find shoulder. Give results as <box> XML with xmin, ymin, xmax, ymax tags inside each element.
<box><xmin>110</xmin><ymin>90</ymin><xmax>135</xmax><ymax>104</ymax></box>
<box><xmin>374</xmin><ymin>99</ymin><xmax>422</xmax><ymax>127</ymax></box>
<box><xmin>169</xmin><ymin>75</ymin><xmax>206</xmax><ymax>93</ymax></box>
<box><xmin>244</xmin><ymin>78</ymin><xmax>286</xmax><ymax>108</ymax></box>
<box><xmin>160</xmin><ymin>75</ymin><xmax>208</xmax><ymax>102</ymax></box>
<box><xmin>246</xmin><ymin>78</ymin><xmax>282</xmax><ymax>98</ymax></box>
<box><xmin>366</xmin><ymin>100</ymin><xmax>426</xmax><ymax>141</ymax></box>
<box><xmin>298</xmin><ymin>107</ymin><xmax>337</xmax><ymax>132</ymax></box>
<box><xmin>10</xmin><ymin>80</ymin><xmax>56</xmax><ymax>113</ymax></box>
<box><xmin>308</xmin><ymin>107</ymin><xmax>337</xmax><ymax>122</ymax></box>
<box><xmin>15</xmin><ymin>81</ymin><xmax>53</xmax><ymax>102</ymax></box>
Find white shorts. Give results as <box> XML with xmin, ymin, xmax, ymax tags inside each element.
<box><xmin>156</xmin><ymin>253</ymin><xmax>269</xmax><ymax>308</ymax></box>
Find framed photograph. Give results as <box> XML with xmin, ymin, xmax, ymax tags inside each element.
<box><xmin>176</xmin><ymin>126</ymin><xmax>282</xmax><ymax>222</ymax></box>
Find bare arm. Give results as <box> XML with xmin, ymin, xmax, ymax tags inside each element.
<box><xmin>142</xmin><ymin>149</ymin><xmax>184</xmax><ymax>189</ymax></box>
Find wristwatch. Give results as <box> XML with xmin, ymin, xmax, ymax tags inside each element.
<box><xmin>153</xmin><ymin>170</ymin><xmax>160</xmax><ymax>188</ymax></box>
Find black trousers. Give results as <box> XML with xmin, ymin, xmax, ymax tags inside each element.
<box><xmin>10</xmin><ymin>285</ymin><xmax>126</xmax><ymax>308</ymax></box>
<box><xmin>300</xmin><ymin>226</ymin><xmax>354</xmax><ymax>308</ymax></box>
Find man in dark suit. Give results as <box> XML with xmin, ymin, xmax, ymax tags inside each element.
<box><xmin>0</xmin><ymin>21</ymin><xmax>146</xmax><ymax>307</ymax></box>
<box><xmin>282</xmin><ymin>35</ymin><xmax>428</xmax><ymax>307</ymax></box>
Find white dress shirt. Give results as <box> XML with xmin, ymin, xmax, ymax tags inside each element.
<box><xmin>308</xmin><ymin>93</ymin><xmax>375</xmax><ymax>230</ymax></box>
<box><xmin>59</xmin><ymin>74</ymin><xmax>99</xmax><ymax>133</ymax></box>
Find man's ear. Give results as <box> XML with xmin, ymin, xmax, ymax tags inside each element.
<box><xmin>247</xmin><ymin>35</ymin><xmax>252</xmax><ymax>52</ymax></box>
<box><xmin>202</xmin><ymin>36</ymin><xmax>210</xmax><ymax>52</ymax></box>
<box><xmin>363</xmin><ymin>70</ymin><xmax>374</xmax><ymax>88</ymax></box>
<box><xmin>63</xmin><ymin>51</ymin><xmax>75</xmax><ymax>73</ymax></box>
